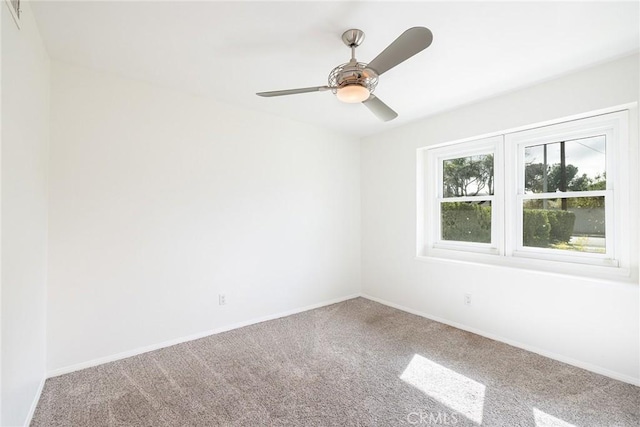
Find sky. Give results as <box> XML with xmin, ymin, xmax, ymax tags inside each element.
<box><xmin>524</xmin><ymin>135</ymin><xmax>606</xmax><ymax>182</ymax></box>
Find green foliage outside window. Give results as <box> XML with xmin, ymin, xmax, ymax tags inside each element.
<box><xmin>546</xmin><ymin>210</ymin><xmax>576</xmax><ymax>243</ymax></box>
<box><xmin>522</xmin><ymin>210</ymin><xmax>550</xmax><ymax>247</ymax></box>
<box><xmin>522</xmin><ymin>209</ymin><xmax>576</xmax><ymax>247</ymax></box>
<box><xmin>443</xmin><ymin>155</ymin><xmax>494</xmax><ymax>197</ymax></box>
<box><xmin>442</xmin><ymin>203</ymin><xmax>576</xmax><ymax>247</ymax></box>
<box><xmin>525</xmin><ymin>161</ymin><xmax>606</xmax><ymax>208</ymax></box>
<box><xmin>441</xmin><ymin>203</ymin><xmax>491</xmax><ymax>243</ymax></box>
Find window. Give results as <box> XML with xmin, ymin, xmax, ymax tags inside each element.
<box><xmin>427</xmin><ymin>136</ymin><xmax>503</xmax><ymax>255</ymax></box>
<box><xmin>419</xmin><ymin>110</ymin><xmax>632</xmax><ymax>277</ymax></box>
<box><xmin>442</xmin><ymin>154</ymin><xmax>494</xmax><ymax>244</ymax></box>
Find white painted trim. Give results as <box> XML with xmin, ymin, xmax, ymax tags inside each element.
<box><xmin>419</xmin><ymin>109</ymin><xmax>635</xmax><ymax>281</ymax></box>
<box><xmin>23</xmin><ymin>376</ymin><xmax>46</xmax><ymax>427</ymax></box>
<box><xmin>422</xmin><ymin>135</ymin><xmax>503</xmax><ymax>257</ymax></box>
<box><xmin>360</xmin><ymin>293</ymin><xmax>640</xmax><ymax>387</ymax></box>
<box><xmin>507</xmin><ymin>111</ymin><xmax>627</xmax><ymax>266</ymax></box>
<box><xmin>47</xmin><ymin>294</ymin><xmax>361</xmax><ymax>378</ymax></box>
<box><xmin>415</xmin><ymin>253</ymin><xmax>633</xmax><ymax>284</ymax></box>
<box><xmin>421</xmin><ymin>102</ymin><xmax>637</xmax><ymax>151</ymax></box>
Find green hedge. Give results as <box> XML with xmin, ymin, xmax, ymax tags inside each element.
<box><xmin>441</xmin><ymin>203</ymin><xmax>491</xmax><ymax>243</ymax></box>
<box><xmin>442</xmin><ymin>203</ymin><xmax>575</xmax><ymax>247</ymax></box>
<box><xmin>547</xmin><ymin>210</ymin><xmax>576</xmax><ymax>243</ymax></box>
<box><xmin>523</xmin><ymin>209</ymin><xmax>576</xmax><ymax>247</ymax></box>
<box><xmin>522</xmin><ymin>210</ymin><xmax>550</xmax><ymax>247</ymax></box>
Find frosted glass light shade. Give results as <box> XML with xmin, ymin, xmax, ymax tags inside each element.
<box><xmin>336</xmin><ymin>85</ymin><xmax>370</xmax><ymax>103</ymax></box>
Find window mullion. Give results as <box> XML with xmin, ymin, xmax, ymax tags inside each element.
<box><xmin>520</xmin><ymin>190</ymin><xmax>607</xmax><ymax>200</ymax></box>
<box><xmin>437</xmin><ymin>195</ymin><xmax>493</xmax><ymax>203</ymax></box>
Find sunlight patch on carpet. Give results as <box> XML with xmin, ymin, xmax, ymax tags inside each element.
<box><xmin>400</xmin><ymin>354</ymin><xmax>485</xmax><ymax>424</ymax></box>
<box><xmin>533</xmin><ymin>408</ymin><xmax>577</xmax><ymax>427</ymax></box>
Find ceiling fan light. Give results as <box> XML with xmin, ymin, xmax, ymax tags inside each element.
<box><xmin>336</xmin><ymin>85</ymin><xmax>370</xmax><ymax>103</ymax></box>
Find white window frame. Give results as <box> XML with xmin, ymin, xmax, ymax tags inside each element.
<box><xmin>418</xmin><ymin>108</ymin><xmax>633</xmax><ymax>280</ymax></box>
<box><xmin>425</xmin><ymin>136</ymin><xmax>503</xmax><ymax>256</ymax></box>
<box><xmin>505</xmin><ymin>112</ymin><xmax>626</xmax><ymax>267</ymax></box>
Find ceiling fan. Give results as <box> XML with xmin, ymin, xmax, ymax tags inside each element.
<box><xmin>256</xmin><ymin>27</ymin><xmax>433</xmax><ymax>122</ymax></box>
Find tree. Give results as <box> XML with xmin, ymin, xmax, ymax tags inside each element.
<box><xmin>570</xmin><ymin>173</ymin><xmax>606</xmax><ymax>208</ymax></box>
<box><xmin>443</xmin><ymin>155</ymin><xmax>494</xmax><ymax>197</ymax></box>
<box><xmin>524</xmin><ymin>162</ymin><xmax>606</xmax><ymax>208</ymax></box>
<box><xmin>525</xmin><ymin>163</ymin><xmax>581</xmax><ymax>193</ymax></box>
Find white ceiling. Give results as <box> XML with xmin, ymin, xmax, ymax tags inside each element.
<box><xmin>32</xmin><ymin>1</ymin><xmax>639</xmax><ymax>137</ymax></box>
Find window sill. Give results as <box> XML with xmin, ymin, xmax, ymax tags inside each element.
<box><xmin>416</xmin><ymin>249</ymin><xmax>636</xmax><ymax>285</ymax></box>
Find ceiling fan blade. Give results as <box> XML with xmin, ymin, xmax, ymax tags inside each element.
<box><xmin>256</xmin><ymin>86</ymin><xmax>331</xmax><ymax>97</ymax></box>
<box><xmin>362</xmin><ymin>95</ymin><xmax>398</xmax><ymax>122</ymax></box>
<box><xmin>367</xmin><ymin>27</ymin><xmax>433</xmax><ymax>76</ymax></box>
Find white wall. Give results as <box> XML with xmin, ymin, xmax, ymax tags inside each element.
<box><xmin>361</xmin><ymin>54</ymin><xmax>640</xmax><ymax>384</ymax></box>
<box><xmin>47</xmin><ymin>62</ymin><xmax>361</xmax><ymax>373</ymax></box>
<box><xmin>1</xmin><ymin>2</ymin><xmax>50</xmax><ymax>425</ymax></box>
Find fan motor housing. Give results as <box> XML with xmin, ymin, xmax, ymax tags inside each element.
<box><xmin>328</xmin><ymin>62</ymin><xmax>379</xmax><ymax>94</ymax></box>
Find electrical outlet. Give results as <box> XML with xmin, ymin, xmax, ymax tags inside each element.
<box><xmin>464</xmin><ymin>293</ymin><xmax>472</xmax><ymax>306</ymax></box>
<box><xmin>218</xmin><ymin>294</ymin><xmax>226</xmax><ymax>306</ymax></box>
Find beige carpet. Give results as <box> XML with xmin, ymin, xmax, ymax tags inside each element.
<box><xmin>31</xmin><ymin>298</ymin><xmax>639</xmax><ymax>426</ymax></box>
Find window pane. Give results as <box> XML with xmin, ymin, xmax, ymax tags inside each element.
<box><xmin>443</xmin><ymin>154</ymin><xmax>494</xmax><ymax>197</ymax></box>
<box><xmin>522</xmin><ymin>197</ymin><xmax>605</xmax><ymax>253</ymax></box>
<box><xmin>524</xmin><ymin>136</ymin><xmax>606</xmax><ymax>194</ymax></box>
<box><xmin>441</xmin><ymin>201</ymin><xmax>492</xmax><ymax>243</ymax></box>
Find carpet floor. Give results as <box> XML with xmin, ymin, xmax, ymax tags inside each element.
<box><xmin>31</xmin><ymin>298</ymin><xmax>639</xmax><ymax>426</ymax></box>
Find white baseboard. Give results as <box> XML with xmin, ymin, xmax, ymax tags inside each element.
<box><xmin>48</xmin><ymin>292</ymin><xmax>638</xmax><ymax>387</ymax></box>
<box><xmin>47</xmin><ymin>293</ymin><xmax>361</xmax><ymax>378</ymax></box>
<box><xmin>24</xmin><ymin>375</ymin><xmax>46</xmax><ymax>427</ymax></box>
<box><xmin>361</xmin><ymin>293</ymin><xmax>640</xmax><ymax>387</ymax></box>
